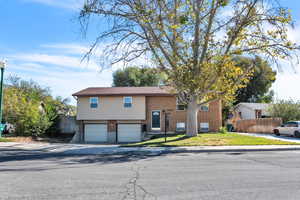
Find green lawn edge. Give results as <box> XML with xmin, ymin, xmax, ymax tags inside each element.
<box><xmin>0</xmin><ymin>138</ymin><xmax>12</xmax><ymax>142</ymax></box>
<box><xmin>122</xmin><ymin>133</ymin><xmax>299</xmax><ymax>147</ymax></box>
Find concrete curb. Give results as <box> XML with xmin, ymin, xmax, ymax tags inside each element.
<box><xmin>55</xmin><ymin>145</ymin><xmax>300</xmax><ymax>155</ymax></box>
<box><xmin>3</xmin><ymin>142</ymin><xmax>300</xmax><ymax>155</ymax></box>
<box><xmin>158</xmin><ymin>147</ymin><xmax>300</xmax><ymax>154</ymax></box>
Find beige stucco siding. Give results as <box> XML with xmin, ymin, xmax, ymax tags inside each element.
<box><xmin>77</xmin><ymin>96</ymin><xmax>146</xmax><ymax>120</ymax></box>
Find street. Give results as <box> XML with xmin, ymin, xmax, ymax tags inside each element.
<box><xmin>1</xmin><ymin>148</ymin><xmax>300</xmax><ymax>200</ymax></box>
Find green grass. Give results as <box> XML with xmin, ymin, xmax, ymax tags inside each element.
<box><xmin>0</xmin><ymin>137</ymin><xmax>12</xmax><ymax>142</ymax></box>
<box><xmin>123</xmin><ymin>133</ymin><xmax>299</xmax><ymax>147</ymax></box>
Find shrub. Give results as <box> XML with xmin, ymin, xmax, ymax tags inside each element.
<box><xmin>3</xmin><ymin>76</ymin><xmax>75</xmax><ymax>137</ymax></box>
<box><xmin>219</xmin><ymin>126</ymin><xmax>228</xmax><ymax>134</ymax></box>
<box><xmin>268</xmin><ymin>99</ymin><xmax>300</xmax><ymax>123</ymax></box>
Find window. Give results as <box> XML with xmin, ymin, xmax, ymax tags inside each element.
<box><xmin>90</xmin><ymin>97</ymin><xmax>98</xmax><ymax>108</ymax></box>
<box><xmin>176</xmin><ymin>98</ymin><xmax>186</xmax><ymax>111</ymax></box>
<box><xmin>239</xmin><ymin>112</ymin><xmax>242</xmax><ymax>118</ymax></box>
<box><xmin>176</xmin><ymin>122</ymin><xmax>186</xmax><ymax>132</ymax></box>
<box><xmin>124</xmin><ymin>96</ymin><xmax>132</xmax><ymax>108</ymax></box>
<box><xmin>255</xmin><ymin>110</ymin><xmax>262</xmax><ymax>119</ymax></box>
<box><xmin>200</xmin><ymin>105</ymin><xmax>209</xmax><ymax>111</ymax></box>
<box><xmin>200</xmin><ymin>122</ymin><xmax>209</xmax><ymax>132</ymax></box>
<box><xmin>285</xmin><ymin>122</ymin><xmax>298</xmax><ymax>127</ymax></box>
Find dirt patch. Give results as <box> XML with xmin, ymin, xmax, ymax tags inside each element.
<box><xmin>8</xmin><ymin>137</ymin><xmax>44</xmax><ymax>143</ymax></box>
<box><xmin>5</xmin><ymin>136</ymin><xmax>72</xmax><ymax>144</ymax></box>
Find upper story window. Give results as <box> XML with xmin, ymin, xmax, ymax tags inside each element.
<box><xmin>200</xmin><ymin>104</ymin><xmax>209</xmax><ymax>111</ymax></box>
<box><xmin>124</xmin><ymin>96</ymin><xmax>132</xmax><ymax>108</ymax></box>
<box><xmin>176</xmin><ymin>98</ymin><xmax>186</xmax><ymax>111</ymax></box>
<box><xmin>90</xmin><ymin>97</ymin><xmax>98</xmax><ymax>108</ymax></box>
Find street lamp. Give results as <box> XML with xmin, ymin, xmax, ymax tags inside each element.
<box><xmin>0</xmin><ymin>61</ymin><xmax>5</xmax><ymax>137</ymax></box>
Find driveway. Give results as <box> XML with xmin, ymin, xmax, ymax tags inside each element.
<box><xmin>1</xmin><ymin>149</ymin><xmax>300</xmax><ymax>200</ymax></box>
<box><xmin>237</xmin><ymin>132</ymin><xmax>300</xmax><ymax>143</ymax></box>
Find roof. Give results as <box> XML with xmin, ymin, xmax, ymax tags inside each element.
<box><xmin>236</xmin><ymin>103</ymin><xmax>270</xmax><ymax>111</ymax></box>
<box><xmin>72</xmin><ymin>86</ymin><xmax>175</xmax><ymax>97</ymax></box>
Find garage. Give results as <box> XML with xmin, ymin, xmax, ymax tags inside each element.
<box><xmin>118</xmin><ymin>124</ymin><xmax>142</xmax><ymax>143</ymax></box>
<box><xmin>84</xmin><ymin>124</ymin><xmax>108</xmax><ymax>143</ymax></box>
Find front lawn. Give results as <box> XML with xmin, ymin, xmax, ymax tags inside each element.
<box><xmin>0</xmin><ymin>137</ymin><xmax>12</xmax><ymax>142</ymax></box>
<box><xmin>123</xmin><ymin>133</ymin><xmax>299</xmax><ymax>147</ymax></box>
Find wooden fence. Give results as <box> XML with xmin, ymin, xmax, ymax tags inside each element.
<box><xmin>235</xmin><ymin>118</ymin><xmax>282</xmax><ymax>134</ymax></box>
<box><xmin>58</xmin><ymin>115</ymin><xmax>77</xmax><ymax>134</ymax></box>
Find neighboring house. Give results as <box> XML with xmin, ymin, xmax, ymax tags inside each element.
<box><xmin>72</xmin><ymin>87</ymin><xmax>222</xmax><ymax>143</ymax></box>
<box><xmin>234</xmin><ymin>103</ymin><xmax>271</xmax><ymax>120</ymax></box>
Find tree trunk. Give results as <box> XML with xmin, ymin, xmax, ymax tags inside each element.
<box><xmin>186</xmin><ymin>97</ymin><xmax>198</xmax><ymax>137</ymax></box>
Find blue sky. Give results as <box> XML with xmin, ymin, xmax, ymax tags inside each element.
<box><xmin>0</xmin><ymin>0</ymin><xmax>300</xmax><ymax>105</ymax></box>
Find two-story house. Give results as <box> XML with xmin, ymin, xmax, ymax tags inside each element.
<box><xmin>73</xmin><ymin>87</ymin><xmax>222</xmax><ymax>143</ymax></box>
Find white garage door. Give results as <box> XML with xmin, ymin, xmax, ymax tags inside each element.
<box><xmin>85</xmin><ymin>124</ymin><xmax>108</xmax><ymax>143</ymax></box>
<box><xmin>118</xmin><ymin>124</ymin><xmax>141</xmax><ymax>142</ymax></box>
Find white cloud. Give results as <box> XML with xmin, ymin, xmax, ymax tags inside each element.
<box><xmin>3</xmin><ymin>42</ymin><xmax>151</xmax><ymax>104</ymax></box>
<box><xmin>22</xmin><ymin>0</ymin><xmax>84</xmax><ymax>10</ymax></box>
<box><xmin>272</xmin><ymin>70</ymin><xmax>300</xmax><ymax>101</ymax></box>
<box><xmin>7</xmin><ymin>53</ymin><xmax>99</xmax><ymax>71</ymax></box>
<box><xmin>269</xmin><ymin>22</ymin><xmax>300</xmax><ymax>101</ymax></box>
<box><xmin>6</xmin><ymin>61</ymin><xmax>113</xmax><ymax>105</ymax></box>
<box><xmin>41</xmin><ymin>43</ymin><xmax>90</xmax><ymax>55</ymax></box>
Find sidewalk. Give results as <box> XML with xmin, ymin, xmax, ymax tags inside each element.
<box><xmin>2</xmin><ymin>142</ymin><xmax>300</xmax><ymax>155</ymax></box>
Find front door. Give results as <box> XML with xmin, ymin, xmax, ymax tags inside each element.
<box><xmin>152</xmin><ymin>111</ymin><xmax>161</xmax><ymax>129</ymax></box>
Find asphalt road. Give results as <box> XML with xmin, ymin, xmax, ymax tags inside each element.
<box><xmin>1</xmin><ymin>148</ymin><xmax>300</xmax><ymax>200</ymax></box>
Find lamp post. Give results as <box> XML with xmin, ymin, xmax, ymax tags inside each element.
<box><xmin>162</xmin><ymin>110</ymin><xmax>168</xmax><ymax>143</ymax></box>
<box><xmin>0</xmin><ymin>61</ymin><xmax>5</xmax><ymax>137</ymax></box>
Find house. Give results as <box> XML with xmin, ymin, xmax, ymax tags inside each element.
<box><xmin>72</xmin><ymin>87</ymin><xmax>222</xmax><ymax>143</ymax></box>
<box><xmin>233</xmin><ymin>103</ymin><xmax>271</xmax><ymax>120</ymax></box>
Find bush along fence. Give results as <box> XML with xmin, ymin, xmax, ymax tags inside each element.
<box><xmin>235</xmin><ymin>118</ymin><xmax>282</xmax><ymax>134</ymax></box>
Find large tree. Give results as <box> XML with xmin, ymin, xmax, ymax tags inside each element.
<box><xmin>222</xmin><ymin>56</ymin><xmax>276</xmax><ymax>122</ymax></box>
<box><xmin>113</xmin><ymin>66</ymin><xmax>164</xmax><ymax>86</ymax></box>
<box><xmin>234</xmin><ymin>56</ymin><xmax>276</xmax><ymax>104</ymax></box>
<box><xmin>80</xmin><ymin>0</ymin><xmax>299</xmax><ymax>136</ymax></box>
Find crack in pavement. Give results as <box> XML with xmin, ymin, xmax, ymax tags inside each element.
<box><xmin>121</xmin><ymin>164</ymin><xmax>157</xmax><ymax>200</ymax></box>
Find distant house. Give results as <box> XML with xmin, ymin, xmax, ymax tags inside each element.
<box><xmin>72</xmin><ymin>86</ymin><xmax>222</xmax><ymax>143</ymax></box>
<box><xmin>234</xmin><ymin>103</ymin><xmax>271</xmax><ymax>120</ymax></box>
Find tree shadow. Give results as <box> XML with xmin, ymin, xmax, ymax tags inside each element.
<box><xmin>0</xmin><ymin>149</ymin><xmax>170</xmax><ymax>172</ymax></box>
<box><xmin>126</xmin><ymin>135</ymin><xmax>189</xmax><ymax>147</ymax></box>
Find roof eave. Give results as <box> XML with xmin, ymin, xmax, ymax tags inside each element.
<box><xmin>73</xmin><ymin>93</ymin><xmax>175</xmax><ymax>97</ymax></box>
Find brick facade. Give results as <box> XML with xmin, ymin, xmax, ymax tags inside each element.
<box><xmin>145</xmin><ymin>96</ymin><xmax>222</xmax><ymax>132</ymax></box>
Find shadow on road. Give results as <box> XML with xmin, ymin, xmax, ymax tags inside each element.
<box><xmin>0</xmin><ymin>147</ymin><xmax>172</xmax><ymax>172</ymax></box>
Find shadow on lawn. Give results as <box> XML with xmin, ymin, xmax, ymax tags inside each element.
<box><xmin>126</xmin><ymin>135</ymin><xmax>189</xmax><ymax>147</ymax></box>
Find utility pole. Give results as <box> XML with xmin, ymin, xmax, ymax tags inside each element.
<box><xmin>0</xmin><ymin>61</ymin><xmax>6</xmax><ymax>137</ymax></box>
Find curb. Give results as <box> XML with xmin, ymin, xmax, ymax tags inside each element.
<box><xmin>2</xmin><ymin>147</ymin><xmax>300</xmax><ymax>161</ymax></box>
<box><xmin>158</xmin><ymin>147</ymin><xmax>300</xmax><ymax>154</ymax></box>
<box><xmin>3</xmin><ymin>143</ymin><xmax>300</xmax><ymax>156</ymax></box>
<box><xmin>55</xmin><ymin>146</ymin><xmax>300</xmax><ymax>155</ymax></box>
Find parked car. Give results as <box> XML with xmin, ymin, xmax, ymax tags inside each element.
<box><xmin>273</xmin><ymin>121</ymin><xmax>300</xmax><ymax>137</ymax></box>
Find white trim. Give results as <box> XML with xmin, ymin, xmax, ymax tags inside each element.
<box><xmin>200</xmin><ymin>104</ymin><xmax>209</xmax><ymax>111</ymax></box>
<box><xmin>89</xmin><ymin>97</ymin><xmax>99</xmax><ymax>108</ymax></box>
<box><xmin>176</xmin><ymin>97</ymin><xmax>186</xmax><ymax>111</ymax></box>
<box><xmin>123</xmin><ymin>96</ymin><xmax>133</xmax><ymax>108</ymax></box>
<box><xmin>151</xmin><ymin>110</ymin><xmax>161</xmax><ymax>130</ymax></box>
<box><xmin>176</xmin><ymin>122</ymin><xmax>186</xmax><ymax>131</ymax></box>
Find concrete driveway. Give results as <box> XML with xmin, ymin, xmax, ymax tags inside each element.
<box><xmin>237</xmin><ymin>132</ymin><xmax>300</xmax><ymax>143</ymax></box>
